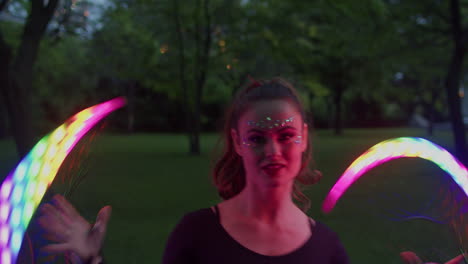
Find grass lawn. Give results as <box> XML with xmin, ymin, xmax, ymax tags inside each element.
<box><xmin>0</xmin><ymin>128</ymin><xmax>464</xmax><ymax>263</ymax></box>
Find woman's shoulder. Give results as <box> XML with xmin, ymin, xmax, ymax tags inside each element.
<box><xmin>312</xmin><ymin>220</ymin><xmax>342</xmax><ymax>241</ymax></box>
<box><xmin>163</xmin><ymin>207</ymin><xmax>216</xmax><ymax>263</ymax></box>
<box><xmin>313</xmin><ymin>221</ymin><xmax>349</xmax><ymax>262</ymax></box>
<box><xmin>165</xmin><ymin>207</ymin><xmax>217</xmax><ymax>243</ymax></box>
<box><xmin>182</xmin><ymin>207</ymin><xmax>214</xmax><ymax>218</ymax></box>
<box><xmin>174</xmin><ymin>207</ymin><xmax>217</xmax><ymax>229</ymax></box>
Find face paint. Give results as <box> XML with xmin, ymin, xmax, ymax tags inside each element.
<box><xmin>246</xmin><ymin>116</ymin><xmax>295</xmax><ymax>130</ymax></box>
<box><xmin>242</xmin><ymin>116</ymin><xmax>303</xmax><ymax>148</ymax></box>
<box><xmin>235</xmin><ymin>100</ymin><xmax>307</xmax><ymax>185</ymax></box>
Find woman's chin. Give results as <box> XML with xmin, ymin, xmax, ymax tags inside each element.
<box><xmin>261</xmin><ymin>172</ymin><xmax>294</xmax><ymax>187</ymax></box>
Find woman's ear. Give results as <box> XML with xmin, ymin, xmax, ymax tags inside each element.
<box><xmin>231</xmin><ymin>128</ymin><xmax>242</xmax><ymax>156</ymax></box>
<box><xmin>301</xmin><ymin>123</ymin><xmax>308</xmax><ymax>152</ymax></box>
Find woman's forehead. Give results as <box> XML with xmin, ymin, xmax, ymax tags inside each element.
<box><xmin>238</xmin><ymin>100</ymin><xmax>302</xmax><ymax>129</ymax></box>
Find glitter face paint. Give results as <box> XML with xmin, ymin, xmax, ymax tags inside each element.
<box><xmin>236</xmin><ymin>100</ymin><xmax>307</xmax><ymax>186</ymax></box>
<box><xmin>247</xmin><ymin>116</ymin><xmax>295</xmax><ymax>130</ymax></box>
<box><xmin>242</xmin><ymin>116</ymin><xmax>302</xmax><ymax>148</ymax></box>
<box><xmin>0</xmin><ymin>97</ymin><xmax>126</xmax><ymax>264</ymax></box>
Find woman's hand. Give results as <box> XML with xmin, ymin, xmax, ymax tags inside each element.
<box><xmin>38</xmin><ymin>194</ymin><xmax>112</xmax><ymax>263</ymax></box>
<box><xmin>400</xmin><ymin>251</ymin><xmax>466</xmax><ymax>264</ymax></box>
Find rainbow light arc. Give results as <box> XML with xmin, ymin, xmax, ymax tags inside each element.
<box><xmin>0</xmin><ymin>97</ymin><xmax>126</xmax><ymax>264</ymax></box>
<box><xmin>322</xmin><ymin>137</ymin><xmax>468</xmax><ymax>214</ymax></box>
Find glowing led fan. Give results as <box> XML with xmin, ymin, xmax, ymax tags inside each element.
<box><xmin>0</xmin><ymin>97</ymin><xmax>126</xmax><ymax>264</ymax></box>
<box><xmin>322</xmin><ymin>137</ymin><xmax>468</xmax><ymax>214</ymax></box>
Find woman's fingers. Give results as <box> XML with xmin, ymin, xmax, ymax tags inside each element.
<box><xmin>399</xmin><ymin>251</ymin><xmax>465</xmax><ymax>264</ymax></box>
<box><xmin>39</xmin><ymin>203</ymin><xmax>70</xmax><ymax>228</ymax></box>
<box><xmin>94</xmin><ymin>206</ymin><xmax>112</xmax><ymax>231</ymax></box>
<box><xmin>52</xmin><ymin>194</ymin><xmax>81</xmax><ymax>221</ymax></box>
<box><xmin>445</xmin><ymin>254</ymin><xmax>466</xmax><ymax>264</ymax></box>
<box><xmin>37</xmin><ymin>215</ymin><xmax>69</xmax><ymax>241</ymax></box>
<box><xmin>40</xmin><ymin>197</ymin><xmax>74</xmax><ymax>227</ymax></box>
<box><xmin>90</xmin><ymin>206</ymin><xmax>112</xmax><ymax>245</ymax></box>
<box><xmin>400</xmin><ymin>251</ymin><xmax>424</xmax><ymax>264</ymax></box>
<box><xmin>39</xmin><ymin>196</ymin><xmax>109</xmax><ymax>261</ymax></box>
<box><xmin>41</xmin><ymin>232</ymin><xmax>66</xmax><ymax>243</ymax></box>
<box><xmin>39</xmin><ymin>203</ymin><xmax>61</xmax><ymax>219</ymax></box>
<box><xmin>41</xmin><ymin>243</ymin><xmax>71</xmax><ymax>254</ymax></box>
<box><xmin>37</xmin><ymin>205</ymin><xmax>69</xmax><ymax>232</ymax></box>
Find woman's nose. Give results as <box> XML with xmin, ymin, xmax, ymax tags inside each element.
<box><xmin>264</xmin><ymin>138</ymin><xmax>281</xmax><ymax>156</ymax></box>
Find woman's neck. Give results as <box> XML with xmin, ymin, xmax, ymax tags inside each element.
<box><xmin>235</xmin><ymin>181</ymin><xmax>299</xmax><ymax>227</ymax></box>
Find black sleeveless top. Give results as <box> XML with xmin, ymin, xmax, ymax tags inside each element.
<box><xmin>162</xmin><ymin>206</ymin><xmax>349</xmax><ymax>264</ymax></box>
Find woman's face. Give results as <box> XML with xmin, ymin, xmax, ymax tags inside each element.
<box><xmin>232</xmin><ymin>99</ymin><xmax>308</xmax><ymax>188</ymax></box>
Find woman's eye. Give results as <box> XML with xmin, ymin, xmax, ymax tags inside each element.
<box><xmin>279</xmin><ymin>134</ymin><xmax>294</xmax><ymax>141</ymax></box>
<box><xmin>248</xmin><ymin>135</ymin><xmax>264</xmax><ymax>143</ymax></box>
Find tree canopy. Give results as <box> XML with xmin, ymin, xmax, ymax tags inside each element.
<box><xmin>1</xmin><ymin>0</ymin><xmax>467</xmax><ymax>159</ymax></box>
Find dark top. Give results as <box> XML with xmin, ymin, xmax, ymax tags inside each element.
<box><xmin>162</xmin><ymin>206</ymin><xmax>349</xmax><ymax>264</ymax></box>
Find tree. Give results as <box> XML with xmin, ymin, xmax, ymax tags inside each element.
<box><xmin>0</xmin><ymin>93</ymin><xmax>7</xmax><ymax>138</ymax></box>
<box><xmin>446</xmin><ymin>0</ymin><xmax>468</xmax><ymax>164</ymax></box>
<box><xmin>386</xmin><ymin>0</ymin><xmax>468</xmax><ymax>163</ymax></box>
<box><xmin>262</xmin><ymin>0</ymin><xmax>391</xmax><ymax>134</ymax></box>
<box><xmin>34</xmin><ymin>35</ymin><xmax>97</xmax><ymax>130</ymax></box>
<box><xmin>170</xmin><ymin>0</ymin><xmax>215</xmax><ymax>154</ymax></box>
<box><xmin>0</xmin><ymin>0</ymin><xmax>60</xmax><ymax>158</ymax></box>
<box><xmin>88</xmin><ymin>2</ymin><xmax>162</xmax><ymax>132</ymax></box>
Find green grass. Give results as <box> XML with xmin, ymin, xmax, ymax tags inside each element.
<box><xmin>0</xmin><ymin>128</ymin><xmax>464</xmax><ymax>263</ymax></box>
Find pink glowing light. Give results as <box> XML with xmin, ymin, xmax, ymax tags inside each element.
<box><xmin>322</xmin><ymin>137</ymin><xmax>468</xmax><ymax>213</ymax></box>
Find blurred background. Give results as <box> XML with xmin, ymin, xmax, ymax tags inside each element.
<box><xmin>1</xmin><ymin>0</ymin><xmax>468</xmax><ymax>263</ymax></box>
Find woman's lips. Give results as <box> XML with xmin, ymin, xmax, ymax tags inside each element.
<box><xmin>262</xmin><ymin>164</ymin><xmax>285</xmax><ymax>175</ymax></box>
<box><xmin>263</xmin><ymin>164</ymin><xmax>284</xmax><ymax>169</ymax></box>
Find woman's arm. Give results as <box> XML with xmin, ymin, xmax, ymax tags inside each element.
<box><xmin>331</xmin><ymin>238</ymin><xmax>350</xmax><ymax>264</ymax></box>
<box><xmin>161</xmin><ymin>214</ymin><xmax>198</xmax><ymax>264</ymax></box>
<box><xmin>400</xmin><ymin>251</ymin><xmax>466</xmax><ymax>264</ymax></box>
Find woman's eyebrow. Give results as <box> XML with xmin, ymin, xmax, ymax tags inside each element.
<box><xmin>278</xmin><ymin>126</ymin><xmax>297</xmax><ymax>131</ymax></box>
<box><xmin>247</xmin><ymin>128</ymin><xmax>265</xmax><ymax>133</ymax></box>
<box><xmin>247</xmin><ymin>126</ymin><xmax>297</xmax><ymax>133</ymax></box>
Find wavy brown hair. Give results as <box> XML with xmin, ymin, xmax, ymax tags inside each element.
<box><xmin>212</xmin><ymin>77</ymin><xmax>322</xmax><ymax>212</ymax></box>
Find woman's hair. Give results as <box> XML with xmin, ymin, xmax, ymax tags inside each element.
<box><xmin>212</xmin><ymin>77</ymin><xmax>322</xmax><ymax>212</ymax></box>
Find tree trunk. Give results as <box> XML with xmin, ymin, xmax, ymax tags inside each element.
<box><xmin>126</xmin><ymin>81</ymin><xmax>135</xmax><ymax>133</ymax></box>
<box><xmin>0</xmin><ymin>0</ymin><xmax>59</xmax><ymax>158</ymax></box>
<box><xmin>333</xmin><ymin>88</ymin><xmax>343</xmax><ymax>135</ymax></box>
<box><xmin>173</xmin><ymin>0</ymin><xmax>193</xmax><ymax>155</ymax></box>
<box><xmin>0</xmin><ymin>34</ymin><xmax>11</xmax><ymax>140</ymax></box>
<box><xmin>446</xmin><ymin>0</ymin><xmax>467</xmax><ymax>164</ymax></box>
<box><xmin>0</xmin><ymin>31</ymin><xmax>34</xmax><ymax>158</ymax></box>
<box><xmin>0</xmin><ymin>101</ymin><xmax>7</xmax><ymax>139</ymax></box>
<box><xmin>327</xmin><ymin>97</ymin><xmax>333</xmax><ymax>129</ymax></box>
<box><xmin>0</xmin><ymin>0</ymin><xmax>8</xmax><ymax>12</ymax></box>
<box><xmin>426</xmin><ymin>90</ymin><xmax>435</xmax><ymax>136</ymax></box>
<box><xmin>189</xmin><ymin>0</ymin><xmax>202</xmax><ymax>155</ymax></box>
<box><xmin>192</xmin><ymin>0</ymin><xmax>212</xmax><ymax>155</ymax></box>
<box><xmin>446</xmin><ymin>50</ymin><xmax>466</xmax><ymax>163</ymax></box>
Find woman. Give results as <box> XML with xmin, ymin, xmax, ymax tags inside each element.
<box><xmin>38</xmin><ymin>78</ymin><xmax>463</xmax><ymax>263</ymax></box>
<box><xmin>161</xmin><ymin>77</ymin><xmax>348</xmax><ymax>263</ymax></box>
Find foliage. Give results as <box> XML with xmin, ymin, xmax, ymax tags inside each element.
<box><xmin>89</xmin><ymin>3</ymin><xmax>161</xmax><ymax>85</ymax></box>
<box><xmin>3</xmin><ymin>0</ymin><xmax>466</xmax><ymax>135</ymax></box>
<box><xmin>34</xmin><ymin>36</ymin><xmax>96</xmax><ymax>131</ymax></box>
